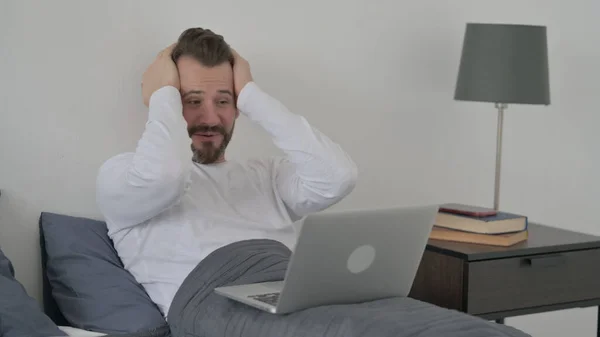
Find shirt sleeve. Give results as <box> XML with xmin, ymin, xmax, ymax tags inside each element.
<box><xmin>96</xmin><ymin>86</ymin><xmax>193</xmax><ymax>231</ymax></box>
<box><xmin>236</xmin><ymin>82</ymin><xmax>358</xmax><ymax>220</ymax></box>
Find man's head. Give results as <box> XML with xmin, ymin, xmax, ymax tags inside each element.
<box><xmin>172</xmin><ymin>28</ymin><xmax>237</xmax><ymax>164</ymax></box>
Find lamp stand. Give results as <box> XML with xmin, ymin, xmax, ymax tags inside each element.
<box><xmin>494</xmin><ymin>102</ymin><xmax>508</xmax><ymax>326</ymax></box>
<box><xmin>493</xmin><ymin>102</ymin><xmax>507</xmax><ymax>211</ymax></box>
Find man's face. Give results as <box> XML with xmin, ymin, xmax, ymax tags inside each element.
<box><xmin>177</xmin><ymin>55</ymin><xmax>238</xmax><ymax>164</ymax></box>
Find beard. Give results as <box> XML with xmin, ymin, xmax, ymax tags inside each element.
<box><xmin>188</xmin><ymin>122</ymin><xmax>234</xmax><ymax>164</ymax></box>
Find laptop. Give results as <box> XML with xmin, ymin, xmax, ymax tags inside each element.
<box><xmin>214</xmin><ymin>204</ymin><xmax>439</xmax><ymax>314</ymax></box>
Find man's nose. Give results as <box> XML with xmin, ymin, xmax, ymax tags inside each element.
<box><xmin>195</xmin><ymin>104</ymin><xmax>220</xmax><ymax>125</ymax></box>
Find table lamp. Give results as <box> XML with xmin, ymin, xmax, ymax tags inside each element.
<box><xmin>454</xmin><ymin>22</ymin><xmax>551</xmax><ymax>210</ymax></box>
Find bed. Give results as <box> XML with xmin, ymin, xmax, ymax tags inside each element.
<box><xmin>58</xmin><ymin>326</ymin><xmax>106</xmax><ymax>337</ymax></box>
<box><xmin>35</xmin><ymin>212</ymin><xmax>532</xmax><ymax>337</ymax></box>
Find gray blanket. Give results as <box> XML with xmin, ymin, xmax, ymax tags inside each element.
<box><xmin>165</xmin><ymin>239</ymin><xmax>531</xmax><ymax>337</ymax></box>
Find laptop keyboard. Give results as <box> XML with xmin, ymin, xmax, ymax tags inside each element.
<box><xmin>249</xmin><ymin>292</ymin><xmax>280</xmax><ymax>306</ymax></box>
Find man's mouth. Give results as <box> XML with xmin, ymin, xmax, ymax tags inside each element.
<box><xmin>193</xmin><ymin>132</ymin><xmax>222</xmax><ymax>140</ymax></box>
<box><xmin>188</xmin><ymin>124</ymin><xmax>227</xmax><ymax>139</ymax></box>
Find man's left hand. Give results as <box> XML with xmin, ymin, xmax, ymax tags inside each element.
<box><xmin>231</xmin><ymin>49</ymin><xmax>253</xmax><ymax>97</ymax></box>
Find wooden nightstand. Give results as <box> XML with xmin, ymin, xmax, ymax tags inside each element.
<box><xmin>409</xmin><ymin>223</ymin><xmax>600</xmax><ymax>336</ymax></box>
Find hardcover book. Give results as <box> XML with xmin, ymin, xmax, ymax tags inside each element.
<box><xmin>435</xmin><ymin>210</ymin><xmax>527</xmax><ymax>234</ymax></box>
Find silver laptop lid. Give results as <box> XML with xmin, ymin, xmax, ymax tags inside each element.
<box><xmin>276</xmin><ymin>204</ymin><xmax>439</xmax><ymax>312</ymax></box>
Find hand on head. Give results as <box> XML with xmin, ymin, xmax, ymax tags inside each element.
<box><xmin>142</xmin><ymin>42</ymin><xmax>253</xmax><ymax>107</ymax></box>
<box><xmin>141</xmin><ymin>43</ymin><xmax>180</xmax><ymax>107</ymax></box>
<box><xmin>230</xmin><ymin>48</ymin><xmax>253</xmax><ymax>98</ymax></box>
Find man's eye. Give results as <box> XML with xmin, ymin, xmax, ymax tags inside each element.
<box><xmin>188</xmin><ymin>100</ymin><xmax>201</xmax><ymax>105</ymax></box>
<box><xmin>218</xmin><ymin>100</ymin><xmax>230</xmax><ymax>105</ymax></box>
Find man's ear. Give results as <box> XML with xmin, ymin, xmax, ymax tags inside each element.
<box><xmin>234</xmin><ymin>92</ymin><xmax>240</xmax><ymax>118</ymax></box>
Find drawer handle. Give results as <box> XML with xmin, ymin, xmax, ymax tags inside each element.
<box><xmin>524</xmin><ymin>255</ymin><xmax>566</xmax><ymax>268</ymax></box>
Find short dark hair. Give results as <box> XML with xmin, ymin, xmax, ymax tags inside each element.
<box><xmin>172</xmin><ymin>27</ymin><xmax>232</xmax><ymax>67</ymax></box>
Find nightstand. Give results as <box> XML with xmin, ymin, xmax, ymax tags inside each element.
<box><xmin>409</xmin><ymin>223</ymin><xmax>600</xmax><ymax>336</ymax></box>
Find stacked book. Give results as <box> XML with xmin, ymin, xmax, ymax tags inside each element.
<box><xmin>430</xmin><ymin>203</ymin><xmax>528</xmax><ymax>246</ymax></box>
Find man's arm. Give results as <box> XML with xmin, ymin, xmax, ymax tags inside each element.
<box><xmin>230</xmin><ymin>50</ymin><xmax>357</xmax><ymax>220</ymax></box>
<box><xmin>237</xmin><ymin>81</ymin><xmax>358</xmax><ymax>219</ymax></box>
<box><xmin>96</xmin><ymin>44</ymin><xmax>191</xmax><ymax>230</ymax></box>
<box><xmin>96</xmin><ymin>87</ymin><xmax>192</xmax><ymax>229</ymax></box>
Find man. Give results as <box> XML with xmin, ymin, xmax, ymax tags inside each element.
<box><xmin>96</xmin><ymin>28</ymin><xmax>357</xmax><ymax>316</ymax></box>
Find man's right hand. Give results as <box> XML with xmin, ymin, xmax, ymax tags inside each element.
<box><xmin>142</xmin><ymin>43</ymin><xmax>180</xmax><ymax>107</ymax></box>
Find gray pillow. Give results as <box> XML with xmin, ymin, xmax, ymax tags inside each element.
<box><xmin>39</xmin><ymin>212</ymin><xmax>167</xmax><ymax>334</ymax></box>
<box><xmin>0</xmin><ymin>245</ymin><xmax>67</xmax><ymax>337</ymax></box>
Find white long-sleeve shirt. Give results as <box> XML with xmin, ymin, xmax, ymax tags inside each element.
<box><xmin>96</xmin><ymin>82</ymin><xmax>357</xmax><ymax>315</ymax></box>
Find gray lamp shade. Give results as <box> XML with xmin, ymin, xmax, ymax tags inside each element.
<box><xmin>454</xmin><ymin>23</ymin><xmax>550</xmax><ymax>105</ymax></box>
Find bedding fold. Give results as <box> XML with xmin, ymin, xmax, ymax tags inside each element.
<box><xmin>164</xmin><ymin>239</ymin><xmax>531</xmax><ymax>337</ymax></box>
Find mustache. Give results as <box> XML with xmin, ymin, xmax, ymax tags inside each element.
<box><xmin>188</xmin><ymin>124</ymin><xmax>226</xmax><ymax>137</ymax></box>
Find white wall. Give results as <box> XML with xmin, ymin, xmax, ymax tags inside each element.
<box><xmin>1</xmin><ymin>0</ymin><xmax>598</xmax><ymax>335</ymax></box>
